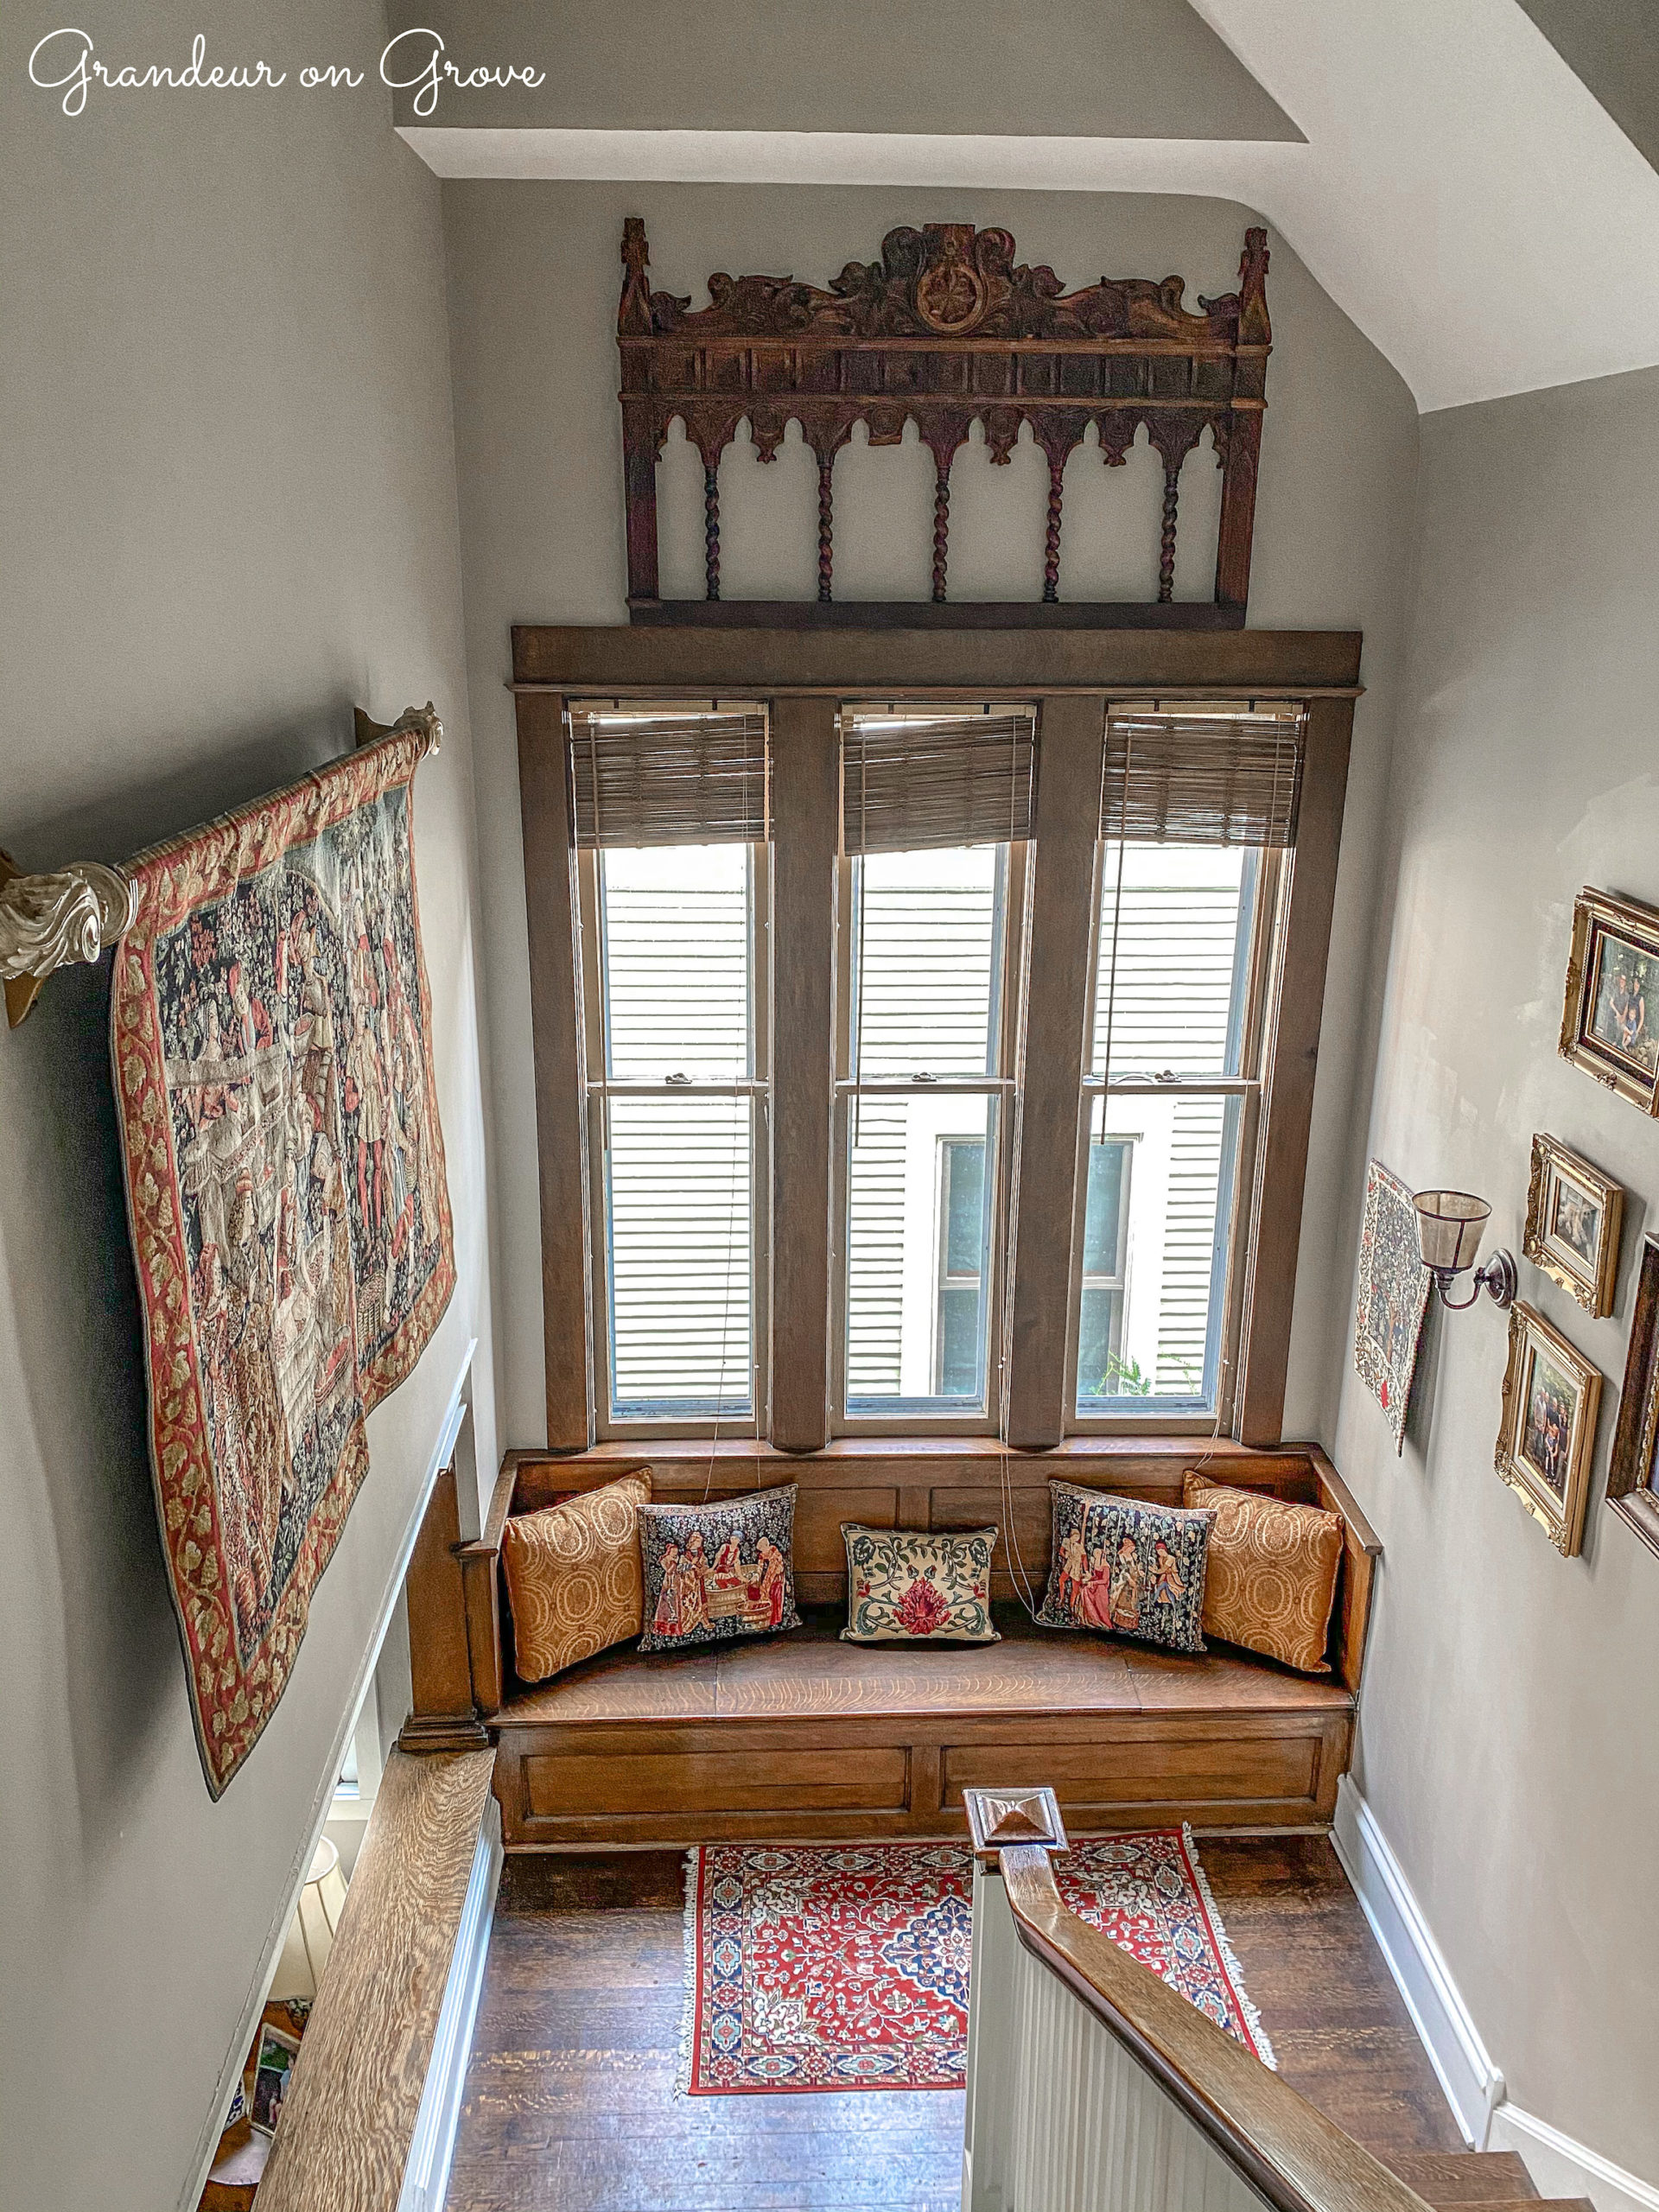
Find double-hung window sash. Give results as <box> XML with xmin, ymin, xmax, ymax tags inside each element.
<box><xmin>1076</xmin><ymin>701</ymin><xmax>1306</xmax><ymax>1422</ymax></box>
<box><xmin>834</xmin><ymin>706</ymin><xmax>1035</xmax><ymax>1431</ymax></box>
<box><xmin>569</xmin><ymin>702</ymin><xmax>771</xmax><ymax>1434</ymax></box>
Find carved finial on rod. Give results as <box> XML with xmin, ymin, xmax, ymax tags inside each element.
<box><xmin>353</xmin><ymin>702</ymin><xmax>443</xmax><ymax>754</ymax></box>
<box><xmin>0</xmin><ymin>849</ymin><xmax>140</xmax><ymax>1027</ymax></box>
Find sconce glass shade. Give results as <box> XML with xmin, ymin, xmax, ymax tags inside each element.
<box><xmin>1413</xmin><ymin>1190</ymin><xmax>1491</xmax><ymax>1274</ymax></box>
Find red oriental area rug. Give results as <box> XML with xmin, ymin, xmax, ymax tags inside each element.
<box><xmin>680</xmin><ymin>1829</ymin><xmax>1273</xmax><ymax>2094</ymax></box>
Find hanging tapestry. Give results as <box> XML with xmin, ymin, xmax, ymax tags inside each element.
<box><xmin>1354</xmin><ymin>1158</ymin><xmax>1431</xmax><ymax>1454</ymax></box>
<box><xmin>111</xmin><ymin>718</ymin><xmax>454</xmax><ymax>1796</ymax></box>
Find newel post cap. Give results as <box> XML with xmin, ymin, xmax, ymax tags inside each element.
<box><xmin>963</xmin><ymin>1786</ymin><xmax>1069</xmax><ymax>1862</ymax></box>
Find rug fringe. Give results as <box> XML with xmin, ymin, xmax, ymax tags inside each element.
<box><xmin>675</xmin><ymin>1844</ymin><xmax>700</xmax><ymax>2098</ymax></box>
<box><xmin>1182</xmin><ymin>1822</ymin><xmax>1276</xmax><ymax>2070</ymax></box>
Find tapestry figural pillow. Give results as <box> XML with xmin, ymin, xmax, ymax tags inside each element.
<box><xmin>841</xmin><ymin>1525</ymin><xmax>999</xmax><ymax>1644</ymax></box>
<box><xmin>1183</xmin><ymin>1471</ymin><xmax>1343</xmax><ymax>1675</ymax></box>
<box><xmin>1035</xmin><ymin>1483</ymin><xmax>1212</xmax><ymax>1655</ymax></box>
<box><xmin>638</xmin><ymin>1485</ymin><xmax>801</xmax><ymax>1653</ymax></box>
<box><xmin>500</xmin><ymin>1469</ymin><xmax>653</xmax><ymax>1686</ymax></box>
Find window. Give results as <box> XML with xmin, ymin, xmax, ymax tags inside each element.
<box><xmin>573</xmin><ymin>704</ymin><xmax>770</xmax><ymax>1434</ymax></box>
<box><xmin>1071</xmin><ymin>702</ymin><xmax>1301</xmax><ymax>1424</ymax></box>
<box><xmin>529</xmin><ymin>678</ymin><xmax>1334</xmax><ymax>1452</ymax></box>
<box><xmin>834</xmin><ymin>706</ymin><xmax>1033</xmax><ymax>1428</ymax></box>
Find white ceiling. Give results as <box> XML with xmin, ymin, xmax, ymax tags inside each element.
<box><xmin>402</xmin><ymin>0</ymin><xmax>1659</xmax><ymax>411</ymax></box>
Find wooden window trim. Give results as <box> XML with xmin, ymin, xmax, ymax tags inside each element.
<box><xmin>513</xmin><ymin>632</ymin><xmax>1357</xmax><ymax>1453</ymax></box>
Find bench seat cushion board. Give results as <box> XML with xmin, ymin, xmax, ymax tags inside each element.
<box><xmin>499</xmin><ymin>1469</ymin><xmax>652</xmax><ymax>1685</ymax></box>
<box><xmin>1185</xmin><ymin>1470</ymin><xmax>1344</xmax><ymax>1675</ymax></box>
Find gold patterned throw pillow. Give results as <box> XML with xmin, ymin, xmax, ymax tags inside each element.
<box><xmin>500</xmin><ymin>1470</ymin><xmax>653</xmax><ymax>1685</ymax></box>
<box><xmin>1183</xmin><ymin>1471</ymin><xmax>1342</xmax><ymax>1675</ymax></box>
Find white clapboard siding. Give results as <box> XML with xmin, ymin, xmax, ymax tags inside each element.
<box><xmin>1093</xmin><ymin>848</ymin><xmax>1247</xmax><ymax>1077</ymax></box>
<box><xmin>1157</xmin><ymin>1096</ymin><xmax>1228</xmax><ymax>1394</ymax></box>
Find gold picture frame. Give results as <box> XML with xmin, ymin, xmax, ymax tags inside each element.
<box><xmin>1607</xmin><ymin>1233</ymin><xmax>1659</xmax><ymax>1561</ymax></box>
<box><xmin>1560</xmin><ymin>887</ymin><xmax>1659</xmax><ymax>1114</ymax></box>
<box><xmin>1522</xmin><ymin>1134</ymin><xmax>1623</xmax><ymax>1316</ymax></box>
<box><xmin>1496</xmin><ymin>1301</ymin><xmax>1602</xmax><ymax>1557</ymax></box>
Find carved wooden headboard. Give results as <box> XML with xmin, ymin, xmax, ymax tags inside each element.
<box><xmin>616</xmin><ymin>217</ymin><xmax>1271</xmax><ymax>628</ymax></box>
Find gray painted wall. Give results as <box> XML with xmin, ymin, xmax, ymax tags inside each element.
<box><xmin>439</xmin><ymin>180</ymin><xmax>1418</xmax><ymax>1450</ymax></box>
<box><xmin>381</xmin><ymin>0</ymin><xmax>1300</xmax><ymax>138</ymax></box>
<box><xmin>0</xmin><ymin>4</ymin><xmax>494</xmax><ymax>2204</ymax></box>
<box><xmin>1332</xmin><ymin>365</ymin><xmax>1659</xmax><ymax>2181</ymax></box>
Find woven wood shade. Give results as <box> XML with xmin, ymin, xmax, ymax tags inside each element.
<box><xmin>1101</xmin><ymin>704</ymin><xmax>1306</xmax><ymax>849</ymax></box>
<box><xmin>842</xmin><ymin>708</ymin><xmax>1037</xmax><ymax>855</ymax></box>
<box><xmin>569</xmin><ymin>704</ymin><xmax>770</xmax><ymax>848</ymax></box>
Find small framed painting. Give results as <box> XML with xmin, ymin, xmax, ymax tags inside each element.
<box><xmin>1607</xmin><ymin>1234</ymin><xmax>1659</xmax><ymax>1561</ymax></box>
<box><xmin>249</xmin><ymin>2023</ymin><xmax>300</xmax><ymax>2138</ymax></box>
<box><xmin>1560</xmin><ymin>888</ymin><xmax>1659</xmax><ymax>1113</ymax></box>
<box><xmin>1522</xmin><ymin>1134</ymin><xmax>1623</xmax><ymax>1316</ymax></box>
<box><xmin>1495</xmin><ymin>1301</ymin><xmax>1602</xmax><ymax>1557</ymax></box>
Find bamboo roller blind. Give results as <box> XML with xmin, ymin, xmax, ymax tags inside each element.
<box><xmin>840</xmin><ymin>707</ymin><xmax>1038</xmax><ymax>855</ymax></box>
<box><xmin>568</xmin><ymin>704</ymin><xmax>770</xmax><ymax>848</ymax></box>
<box><xmin>1101</xmin><ymin>702</ymin><xmax>1306</xmax><ymax>849</ymax></box>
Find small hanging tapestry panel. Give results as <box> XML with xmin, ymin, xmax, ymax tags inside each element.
<box><xmin>1354</xmin><ymin>1158</ymin><xmax>1431</xmax><ymax>1455</ymax></box>
<box><xmin>111</xmin><ymin>726</ymin><xmax>454</xmax><ymax>1796</ymax></box>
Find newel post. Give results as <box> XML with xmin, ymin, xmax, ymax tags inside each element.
<box><xmin>961</xmin><ymin>1788</ymin><xmax>1069</xmax><ymax>2212</ymax></box>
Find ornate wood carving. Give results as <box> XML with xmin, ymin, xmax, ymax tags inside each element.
<box><xmin>616</xmin><ymin>217</ymin><xmax>1271</xmax><ymax>628</ymax></box>
<box><xmin>0</xmin><ymin>848</ymin><xmax>138</xmax><ymax>1027</ymax></box>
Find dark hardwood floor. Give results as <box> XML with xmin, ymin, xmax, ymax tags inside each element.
<box><xmin>448</xmin><ymin>1834</ymin><xmax>1459</xmax><ymax>2212</ymax></box>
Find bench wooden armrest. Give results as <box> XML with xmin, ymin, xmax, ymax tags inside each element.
<box><xmin>1309</xmin><ymin>1446</ymin><xmax>1380</xmax><ymax>1694</ymax></box>
<box><xmin>458</xmin><ymin>1459</ymin><xmax>520</xmax><ymax>1716</ymax></box>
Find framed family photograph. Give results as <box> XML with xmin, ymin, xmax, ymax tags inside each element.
<box><xmin>249</xmin><ymin>2023</ymin><xmax>300</xmax><ymax>2138</ymax></box>
<box><xmin>1522</xmin><ymin>1134</ymin><xmax>1623</xmax><ymax>1316</ymax></box>
<box><xmin>1560</xmin><ymin>887</ymin><xmax>1659</xmax><ymax>1113</ymax></box>
<box><xmin>1496</xmin><ymin>1301</ymin><xmax>1602</xmax><ymax>1557</ymax></box>
<box><xmin>1607</xmin><ymin>1233</ymin><xmax>1659</xmax><ymax>1561</ymax></box>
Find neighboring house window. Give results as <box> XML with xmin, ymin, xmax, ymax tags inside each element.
<box><xmin>836</xmin><ymin>836</ymin><xmax>1023</xmax><ymax>1428</ymax></box>
<box><xmin>1075</xmin><ymin>1137</ymin><xmax>1133</xmax><ymax>1398</ymax></box>
<box><xmin>935</xmin><ymin>1137</ymin><xmax>988</xmax><ymax>1397</ymax></box>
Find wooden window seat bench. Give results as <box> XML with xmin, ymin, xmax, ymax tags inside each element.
<box><xmin>458</xmin><ymin>1442</ymin><xmax>1379</xmax><ymax>1851</ymax></box>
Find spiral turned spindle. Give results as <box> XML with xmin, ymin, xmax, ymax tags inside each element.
<box><xmin>817</xmin><ymin>453</ymin><xmax>835</xmax><ymax>602</ymax></box>
<box><xmin>931</xmin><ymin>461</ymin><xmax>951</xmax><ymax>604</ymax></box>
<box><xmin>703</xmin><ymin>462</ymin><xmax>721</xmax><ymax>601</ymax></box>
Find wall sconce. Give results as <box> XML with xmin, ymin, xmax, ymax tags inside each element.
<box><xmin>1413</xmin><ymin>1189</ymin><xmax>1516</xmax><ymax>1310</ymax></box>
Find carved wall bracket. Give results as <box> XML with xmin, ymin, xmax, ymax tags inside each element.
<box><xmin>617</xmin><ymin>216</ymin><xmax>1272</xmax><ymax>628</ymax></box>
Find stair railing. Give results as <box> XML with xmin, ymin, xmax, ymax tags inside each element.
<box><xmin>960</xmin><ymin>1788</ymin><xmax>1439</xmax><ymax>2212</ymax></box>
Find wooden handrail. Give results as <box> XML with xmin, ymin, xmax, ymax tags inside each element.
<box><xmin>998</xmin><ymin>1844</ymin><xmax>1436</xmax><ymax>2212</ymax></box>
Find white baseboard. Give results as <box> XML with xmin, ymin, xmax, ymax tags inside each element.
<box><xmin>1487</xmin><ymin>2104</ymin><xmax>1659</xmax><ymax>2212</ymax></box>
<box><xmin>400</xmin><ymin>1795</ymin><xmax>503</xmax><ymax>2212</ymax></box>
<box><xmin>1331</xmin><ymin>1774</ymin><xmax>1503</xmax><ymax>2146</ymax></box>
<box><xmin>1334</xmin><ymin>1777</ymin><xmax>1659</xmax><ymax>2212</ymax></box>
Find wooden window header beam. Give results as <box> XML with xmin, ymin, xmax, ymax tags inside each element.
<box><xmin>512</xmin><ymin>624</ymin><xmax>1362</xmax><ymax>697</ymax></box>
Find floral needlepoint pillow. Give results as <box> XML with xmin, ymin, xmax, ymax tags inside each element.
<box><xmin>637</xmin><ymin>1485</ymin><xmax>801</xmax><ymax>1653</ymax></box>
<box><xmin>840</xmin><ymin>1526</ymin><xmax>1000</xmax><ymax>1644</ymax></box>
<box><xmin>1035</xmin><ymin>1482</ymin><xmax>1213</xmax><ymax>1656</ymax></box>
